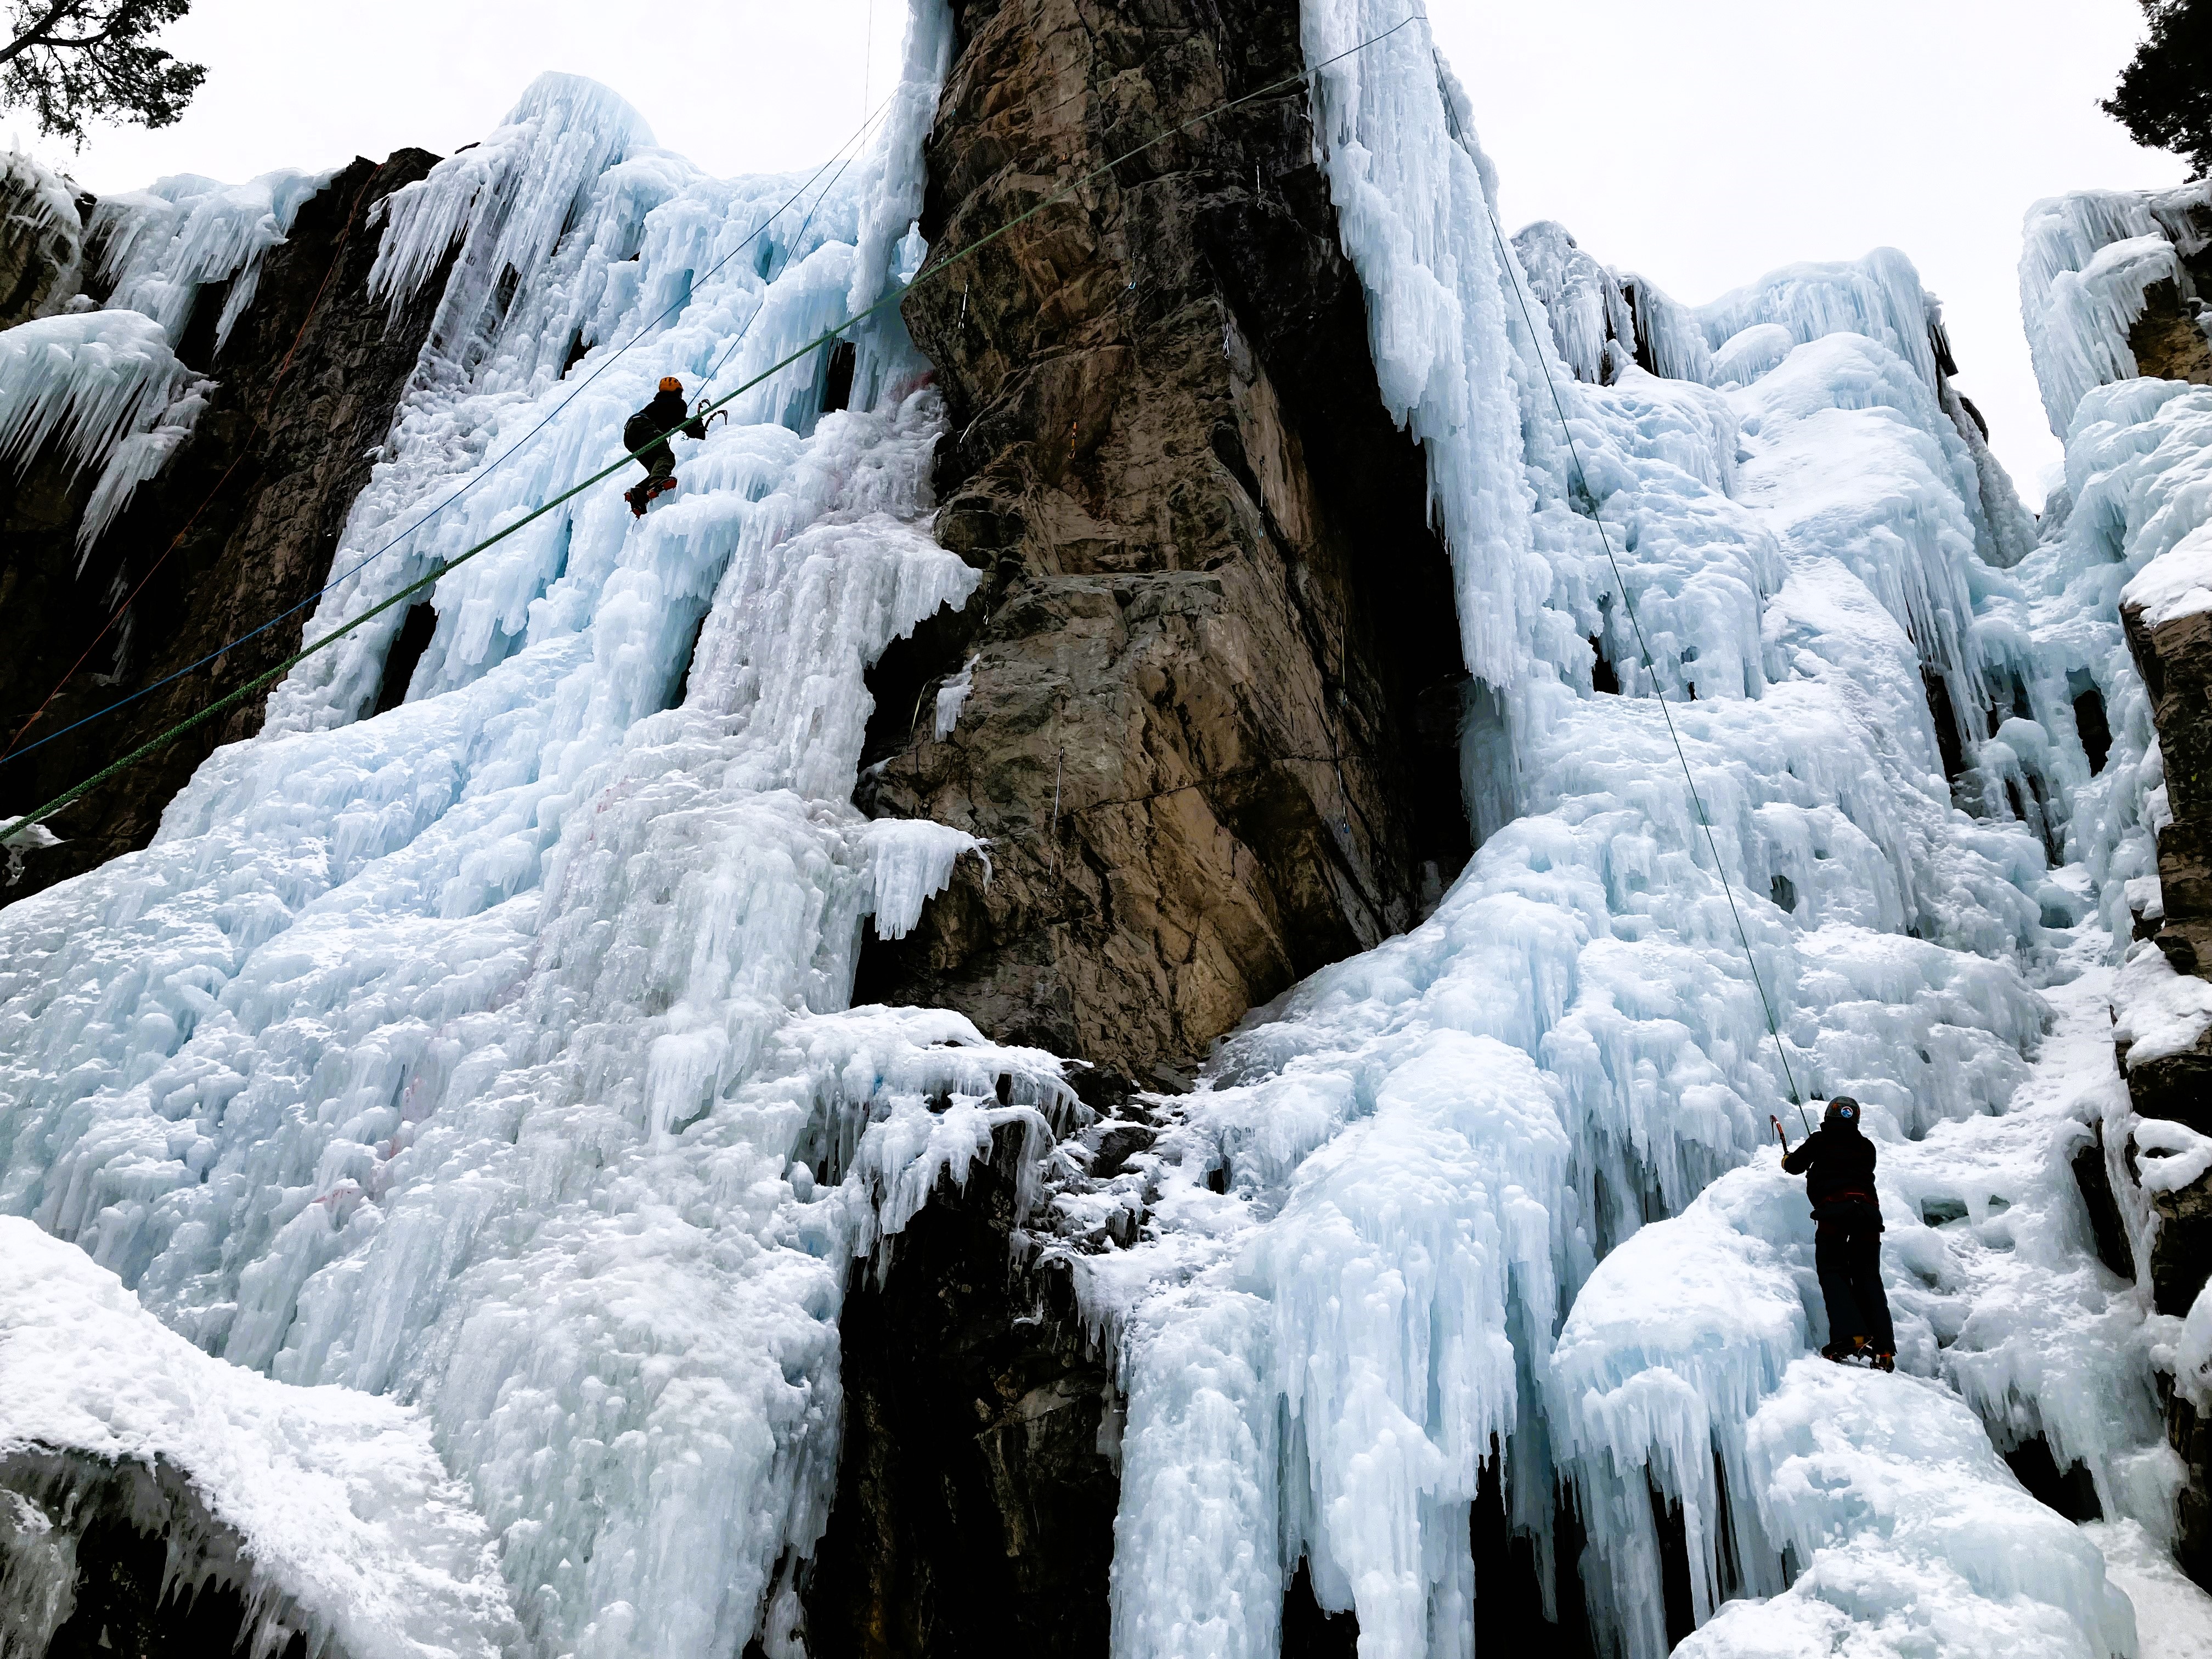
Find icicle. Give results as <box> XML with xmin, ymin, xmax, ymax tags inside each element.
<box><xmin>93</xmin><ymin>166</ymin><xmax>335</xmax><ymax>353</ymax></box>
<box><xmin>0</xmin><ymin>309</ymin><xmax>192</xmax><ymax>478</ymax></box>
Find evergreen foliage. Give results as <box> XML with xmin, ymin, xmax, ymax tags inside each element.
<box><xmin>1</xmin><ymin>0</ymin><xmax>204</xmax><ymax>148</ymax></box>
<box><xmin>2105</xmin><ymin>0</ymin><xmax>2212</xmax><ymax>179</ymax></box>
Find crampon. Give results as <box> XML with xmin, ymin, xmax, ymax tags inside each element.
<box><xmin>625</xmin><ymin>475</ymin><xmax>679</xmax><ymax>517</ymax></box>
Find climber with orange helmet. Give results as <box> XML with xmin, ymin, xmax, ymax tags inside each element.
<box><xmin>622</xmin><ymin>376</ymin><xmax>708</xmax><ymax>516</ymax></box>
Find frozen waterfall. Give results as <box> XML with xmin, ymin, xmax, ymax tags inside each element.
<box><xmin>1</xmin><ymin>0</ymin><xmax>2208</xmax><ymax>1655</ymax></box>
<box><xmin>0</xmin><ymin>8</ymin><xmax>1082</xmax><ymax>1657</ymax></box>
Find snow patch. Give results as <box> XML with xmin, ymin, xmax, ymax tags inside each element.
<box><xmin>0</xmin><ymin>1218</ymin><xmax>518</xmax><ymax>1659</ymax></box>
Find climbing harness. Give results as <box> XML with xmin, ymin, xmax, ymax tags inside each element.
<box><xmin>0</xmin><ymin>18</ymin><xmax>1421</xmax><ymax>857</ymax></box>
<box><xmin>0</xmin><ymin>89</ymin><xmax>904</xmax><ymax>778</ymax></box>
<box><xmin>1476</xmin><ymin>169</ymin><xmax>1814</xmax><ymax>1131</ymax></box>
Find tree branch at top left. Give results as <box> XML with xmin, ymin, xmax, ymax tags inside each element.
<box><xmin>2</xmin><ymin>0</ymin><xmax>205</xmax><ymax>148</ymax></box>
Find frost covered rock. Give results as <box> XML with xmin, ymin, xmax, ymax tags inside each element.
<box><xmin>0</xmin><ymin>150</ymin><xmax>91</xmax><ymax>327</ymax></box>
<box><xmin>2115</xmin><ymin>940</ymin><xmax>2212</xmax><ymax>1135</ymax></box>
<box><xmin>0</xmin><ymin>1218</ymin><xmax>518</xmax><ymax>1659</ymax></box>
<box><xmin>2122</xmin><ymin>494</ymin><xmax>2212</xmax><ymax>983</ymax></box>
<box><xmin>2021</xmin><ymin>183</ymin><xmax>2212</xmax><ymax>436</ymax></box>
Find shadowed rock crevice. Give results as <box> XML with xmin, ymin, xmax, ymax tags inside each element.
<box><xmin>854</xmin><ymin>0</ymin><xmax>1469</xmax><ymax>1092</ymax></box>
<box><xmin>0</xmin><ymin>149</ymin><xmax>447</xmax><ymax>906</ymax></box>
<box><xmin>0</xmin><ymin>1449</ymin><xmax>315</xmax><ymax>1659</ymax></box>
<box><xmin>804</xmin><ymin>1126</ymin><xmax>1119</xmax><ymax>1659</ymax></box>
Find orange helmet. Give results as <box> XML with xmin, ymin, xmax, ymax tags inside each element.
<box><xmin>659</xmin><ymin>376</ymin><xmax>682</xmax><ymax>392</ymax></box>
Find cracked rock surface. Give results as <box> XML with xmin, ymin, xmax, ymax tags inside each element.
<box><xmin>854</xmin><ymin>0</ymin><xmax>1471</xmax><ymax>1093</ymax></box>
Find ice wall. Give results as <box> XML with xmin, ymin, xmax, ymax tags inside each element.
<box><xmin>0</xmin><ymin>8</ymin><xmax>1065</xmax><ymax>1656</ymax></box>
<box><xmin>93</xmin><ymin>166</ymin><xmax>335</xmax><ymax>355</ymax></box>
<box><xmin>0</xmin><ymin>4</ymin><xmax>2192</xmax><ymax>1658</ymax></box>
<box><xmin>1983</xmin><ymin>375</ymin><xmax>2212</xmax><ymax>950</ymax></box>
<box><xmin>1508</xmin><ymin>222</ymin><xmax>2038</xmax><ymax>577</ymax></box>
<box><xmin>1674</xmin><ymin>1364</ymin><xmax>2135</xmax><ymax>1659</ymax></box>
<box><xmin>1554</xmin><ymin>946</ymin><xmax>2171</xmax><ymax>1658</ymax></box>
<box><xmin>2020</xmin><ymin>182</ymin><xmax>2212</xmax><ymax>437</ymax></box>
<box><xmin>1085</xmin><ymin>5</ymin><xmax>2152</xmax><ymax>1658</ymax></box>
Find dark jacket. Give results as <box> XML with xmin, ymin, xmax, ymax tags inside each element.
<box><xmin>623</xmin><ymin>389</ymin><xmax>706</xmax><ymax>454</ymax></box>
<box><xmin>1782</xmin><ymin>1123</ymin><xmax>1880</xmax><ymax>1222</ymax></box>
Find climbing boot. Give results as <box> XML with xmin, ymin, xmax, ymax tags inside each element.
<box><xmin>1820</xmin><ymin>1344</ymin><xmax>1853</xmax><ymax>1364</ymax></box>
<box><xmin>1872</xmin><ymin>1351</ymin><xmax>1895</xmax><ymax>1373</ymax></box>
<box><xmin>625</xmin><ymin>484</ymin><xmax>648</xmax><ymax>518</ymax></box>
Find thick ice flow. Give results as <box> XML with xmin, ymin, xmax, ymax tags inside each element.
<box><xmin>2020</xmin><ymin>182</ymin><xmax>2212</xmax><ymax>436</ymax></box>
<box><xmin>0</xmin><ymin>8</ymin><xmax>1039</xmax><ymax>1654</ymax></box>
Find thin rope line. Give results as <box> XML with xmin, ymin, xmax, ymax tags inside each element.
<box><xmin>0</xmin><ymin>92</ymin><xmax>901</xmax><ymax>776</ymax></box>
<box><xmin>699</xmin><ymin>116</ymin><xmax>878</xmax><ymax>396</ymax></box>
<box><xmin>1</xmin><ymin>16</ymin><xmax>1419</xmax><ymax>851</ymax></box>
<box><xmin>1472</xmin><ymin>165</ymin><xmax>1808</xmax><ymax>1116</ymax></box>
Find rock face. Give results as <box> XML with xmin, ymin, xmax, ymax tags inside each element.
<box><xmin>2126</xmin><ymin>594</ymin><xmax>2212</xmax><ymax>983</ymax></box>
<box><xmin>805</xmin><ymin>1126</ymin><xmax>1120</xmax><ymax>1658</ymax></box>
<box><xmin>2172</xmin><ymin>1389</ymin><xmax>2212</xmax><ymax>1591</ymax></box>
<box><xmin>0</xmin><ymin>151</ymin><xmax>444</xmax><ymax>905</ymax></box>
<box><xmin>2129</xmin><ymin>277</ymin><xmax>2212</xmax><ymax>390</ymax></box>
<box><xmin>0</xmin><ymin>155</ymin><xmax>94</xmax><ymax>328</ymax></box>
<box><xmin>0</xmin><ymin>1449</ymin><xmax>312</xmax><ymax>1659</ymax></box>
<box><xmin>855</xmin><ymin>0</ymin><xmax>1470</xmax><ymax>1094</ymax></box>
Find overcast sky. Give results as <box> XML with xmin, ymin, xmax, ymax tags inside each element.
<box><xmin>14</xmin><ymin>1</ymin><xmax>2188</xmax><ymax>506</ymax></box>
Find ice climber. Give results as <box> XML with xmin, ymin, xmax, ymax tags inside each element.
<box><xmin>623</xmin><ymin>376</ymin><xmax>707</xmax><ymax>516</ymax></box>
<box><xmin>1778</xmin><ymin>1096</ymin><xmax>1897</xmax><ymax>1370</ymax></box>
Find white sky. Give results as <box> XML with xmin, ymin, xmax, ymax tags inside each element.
<box><xmin>14</xmin><ymin>0</ymin><xmax>2188</xmax><ymax>507</ymax></box>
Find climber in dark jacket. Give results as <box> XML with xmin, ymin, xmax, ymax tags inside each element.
<box><xmin>622</xmin><ymin>376</ymin><xmax>708</xmax><ymax>516</ymax></box>
<box><xmin>1779</xmin><ymin>1096</ymin><xmax>1897</xmax><ymax>1370</ymax></box>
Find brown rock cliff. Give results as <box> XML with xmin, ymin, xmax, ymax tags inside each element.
<box><xmin>854</xmin><ymin>0</ymin><xmax>1471</xmax><ymax>1097</ymax></box>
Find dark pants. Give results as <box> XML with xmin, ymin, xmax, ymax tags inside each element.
<box><xmin>1814</xmin><ymin>1209</ymin><xmax>1895</xmax><ymax>1353</ymax></box>
<box><xmin>633</xmin><ymin>441</ymin><xmax>676</xmax><ymax>488</ymax></box>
